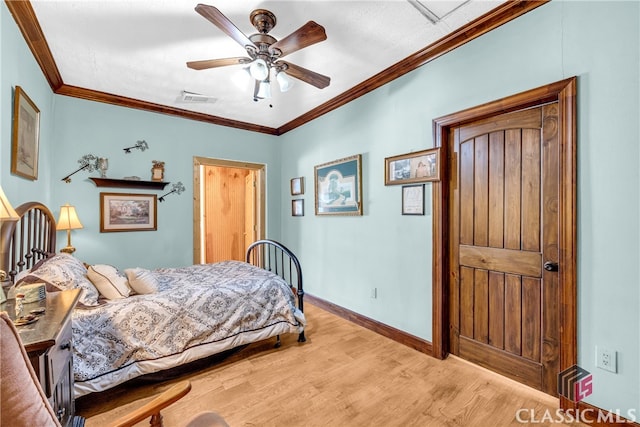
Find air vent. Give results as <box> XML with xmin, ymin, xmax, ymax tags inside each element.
<box><xmin>180</xmin><ymin>91</ymin><xmax>217</xmax><ymax>104</ymax></box>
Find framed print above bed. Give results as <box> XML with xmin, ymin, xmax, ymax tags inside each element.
<box><xmin>11</xmin><ymin>86</ymin><xmax>40</xmax><ymax>180</ymax></box>
<box><xmin>314</xmin><ymin>154</ymin><xmax>362</xmax><ymax>216</ymax></box>
<box><xmin>384</xmin><ymin>147</ymin><xmax>440</xmax><ymax>185</ymax></box>
<box><xmin>100</xmin><ymin>192</ymin><xmax>157</xmax><ymax>232</ymax></box>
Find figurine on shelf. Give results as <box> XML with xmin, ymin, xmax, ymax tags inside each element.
<box><xmin>151</xmin><ymin>160</ymin><xmax>165</xmax><ymax>181</ymax></box>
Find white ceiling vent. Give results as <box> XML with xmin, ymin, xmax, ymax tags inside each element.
<box><xmin>179</xmin><ymin>91</ymin><xmax>217</xmax><ymax>104</ymax></box>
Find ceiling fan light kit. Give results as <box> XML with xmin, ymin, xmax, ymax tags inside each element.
<box><xmin>256</xmin><ymin>80</ymin><xmax>272</xmax><ymax>100</ymax></box>
<box><xmin>249</xmin><ymin>58</ymin><xmax>269</xmax><ymax>81</ymax></box>
<box><xmin>276</xmin><ymin>71</ymin><xmax>294</xmax><ymax>92</ymax></box>
<box><xmin>187</xmin><ymin>4</ymin><xmax>330</xmax><ymax>102</ymax></box>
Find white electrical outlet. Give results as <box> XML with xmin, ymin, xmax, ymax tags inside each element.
<box><xmin>596</xmin><ymin>346</ymin><xmax>618</xmax><ymax>373</ymax></box>
<box><xmin>371</xmin><ymin>287</ymin><xmax>377</xmax><ymax>299</ymax></box>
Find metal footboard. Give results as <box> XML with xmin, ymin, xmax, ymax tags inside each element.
<box><xmin>246</xmin><ymin>239</ymin><xmax>306</xmax><ymax>343</ymax></box>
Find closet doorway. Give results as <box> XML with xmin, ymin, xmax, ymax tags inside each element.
<box><xmin>193</xmin><ymin>157</ymin><xmax>265</xmax><ymax>264</ymax></box>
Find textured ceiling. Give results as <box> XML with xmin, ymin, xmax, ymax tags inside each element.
<box><xmin>27</xmin><ymin>1</ymin><xmax>508</xmax><ymax>131</ymax></box>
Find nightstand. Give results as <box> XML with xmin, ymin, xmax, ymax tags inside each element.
<box><xmin>1</xmin><ymin>289</ymin><xmax>83</xmax><ymax>427</ymax></box>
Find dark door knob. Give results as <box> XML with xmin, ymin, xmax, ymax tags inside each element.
<box><xmin>544</xmin><ymin>261</ymin><xmax>559</xmax><ymax>272</ymax></box>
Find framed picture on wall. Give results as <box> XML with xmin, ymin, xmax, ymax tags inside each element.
<box><xmin>100</xmin><ymin>192</ymin><xmax>157</xmax><ymax>232</ymax></box>
<box><xmin>314</xmin><ymin>154</ymin><xmax>362</xmax><ymax>216</ymax></box>
<box><xmin>384</xmin><ymin>147</ymin><xmax>440</xmax><ymax>185</ymax></box>
<box><xmin>402</xmin><ymin>184</ymin><xmax>425</xmax><ymax>215</ymax></box>
<box><xmin>11</xmin><ymin>86</ymin><xmax>40</xmax><ymax>180</ymax></box>
<box><xmin>292</xmin><ymin>199</ymin><xmax>304</xmax><ymax>216</ymax></box>
<box><xmin>291</xmin><ymin>177</ymin><xmax>304</xmax><ymax>195</ymax></box>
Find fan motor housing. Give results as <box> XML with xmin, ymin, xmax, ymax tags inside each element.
<box><xmin>249</xmin><ymin>33</ymin><xmax>277</xmax><ymax>48</ymax></box>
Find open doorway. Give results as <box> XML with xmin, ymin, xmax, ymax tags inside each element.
<box><xmin>193</xmin><ymin>156</ymin><xmax>265</xmax><ymax>264</ymax></box>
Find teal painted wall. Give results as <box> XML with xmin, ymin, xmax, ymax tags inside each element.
<box><xmin>1</xmin><ymin>2</ymin><xmax>55</xmax><ymax>205</ymax></box>
<box><xmin>3</xmin><ymin>0</ymin><xmax>640</xmax><ymax>417</ymax></box>
<box><xmin>279</xmin><ymin>0</ymin><xmax>639</xmax><ymax>416</ymax></box>
<box><xmin>51</xmin><ymin>96</ymin><xmax>280</xmax><ymax>268</ymax></box>
<box><xmin>1</xmin><ymin>2</ymin><xmax>280</xmax><ymax>269</ymax></box>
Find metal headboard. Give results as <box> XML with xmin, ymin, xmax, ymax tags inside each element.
<box><xmin>0</xmin><ymin>202</ymin><xmax>57</xmax><ymax>283</ymax></box>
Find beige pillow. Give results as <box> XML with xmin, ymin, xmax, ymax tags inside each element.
<box><xmin>87</xmin><ymin>264</ymin><xmax>131</xmax><ymax>300</ymax></box>
<box><xmin>124</xmin><ymin>268</ymin><xmax>159</xmax><ymax>294</ymax></box>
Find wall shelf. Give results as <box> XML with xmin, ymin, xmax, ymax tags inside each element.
<box><xmin>89</xmin><ymin>177</ymin><xmax>169</xmax><ymax>190</ymax></box>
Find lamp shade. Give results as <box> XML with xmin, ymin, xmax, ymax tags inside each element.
<box><xmin>0</xmin><ymin>186</ymin><xmax>19</xmax><ymax>221</ymax></box>
<box><xmin>249</xmin><ymin>58</ymin><xmax>269</xmax><ymax>81</ymax></box>
<box><xmin>276</xmin><ymin>71</ymin><xmax>294</xmax><ymax>92</ymax></box>
<box><xmin>256</xmin><ymin>80</ymin><xmax>272</xmax><ymax>99</ymax></box>
<box><xmin>56</xmin><ymin>204</ymin><xmax>83</xmax><ymax>230</ymax></box>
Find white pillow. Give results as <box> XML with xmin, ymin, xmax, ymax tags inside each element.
<box><xmin>87</xmin><ymin>264</ymin><xmax>131</xmax><ymax>300</ymax></box>
<box><xmin>124</xmin><ymin>268</ymin><xmax>159</xmax><ymax>294</ymax></box>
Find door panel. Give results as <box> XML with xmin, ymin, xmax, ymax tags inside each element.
<box><xmin>204</xmin><ymin>165</ymin><xmax>250</xmax><ymax>263</ymax></box>
<box><xmin>449</xmin><ymin>105</ymin><xmax>559</xmax><ymax>395</ymax></box>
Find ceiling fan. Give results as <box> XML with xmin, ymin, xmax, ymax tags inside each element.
<box><xmin>187</xmin><ymin>4</ymin><xmax>331</xmax><ymax>101</ymax></box>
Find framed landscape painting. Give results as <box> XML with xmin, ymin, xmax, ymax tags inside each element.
<box><xmin>100</xmin><ymin>193</ymin><xmax>157</xmax><ymax>232</ymax></box>
<box><xmin>314</xmin><ymin>154</ymin><xmax>362</xmax><ymax>216</ymax></box>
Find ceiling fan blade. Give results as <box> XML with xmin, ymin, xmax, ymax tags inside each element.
<box><xmin>187</xmin><ymin>57</ymin><xmax>250</xmax><ymax>70</ymax></box>
<box><xmin>195</xmin><ymin>4</ymin><xmax>256</xmax><ymax>50</ymax></box>
<box><xmin>278</xmin><ymin>61</ymin><xmax>330</xmax><ymax>89</ymax></box>
<box><xmin>269</xmin><ymin>21</ymin><xmax>327</xmax><ymax>58</ymax></box>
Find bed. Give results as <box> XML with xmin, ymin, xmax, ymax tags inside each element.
<box><xmin>1</xmin><ymin>202</ymin><xmax>306</xmax><ymax>397</ymax></box>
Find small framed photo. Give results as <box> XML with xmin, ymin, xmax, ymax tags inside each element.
<box><xmin>151</xmin><ymin>160</ymin><xmax>165</xmax><ymax>181</ymax></box>
<box><xmin>292</xmin><ymin>199</ymin><xmax>304</xmax><ymax>217</ymax></box>
<box><xmin>314</xmin><ymin>154</ymin><xmax>363</xmax><ymax>216</ymax></box>
<box><xmin>385</xmin><ymin>147</ymin><xmax>440</xmax><ymax>185</ymax></box>
<box><xmin>11</xmin><ymin>86</ymin><xmax>40</xmax><ymax>180</ymax></box>
<box><xmin>402</xmin><ymin>184</ymin><xmax>425</xmax><ymax>215</ymax></box>
<box><xmin>100</xmin><ymin>192</ymin><xmax>157</xmax><ymax>232</ymax></box>
<box><xmin>291</xmin><ymin>177</ymin><xmax>304</xmax><ymax>195</ymax></box>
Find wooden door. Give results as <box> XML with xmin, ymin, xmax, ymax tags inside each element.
<box><xmin>449</xmin><ymin>104</ymin><xmax>560</xmax><ymax>395</ymax></box>
<box><xmin>193</xmin><ymin>157</ymin><xmax>266</xmax><ymax>265</ymax></box>
<box><xmin>204</xmin><ymin>165</ymin><xmax>250</xmax><ymax>262</ymax></box>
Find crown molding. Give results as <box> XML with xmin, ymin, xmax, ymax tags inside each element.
<box><xmin>5</xmin><ymin>0</ymin><xmax>549</xmax><ymax>136</ymax></box>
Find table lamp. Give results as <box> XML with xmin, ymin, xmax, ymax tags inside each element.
<box><xmin>56</xmin><ymin>204</ymin><xmax>83</xmax><ymax>254</ymax></box>
<box><xmin>0</xmin><ymin>185</ymin><xmax>19</xmax><ymax>301</ymax></box>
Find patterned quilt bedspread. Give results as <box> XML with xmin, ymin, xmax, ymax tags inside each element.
<box><xmin>72</xmin><ymin>260</ymin><xmax>305</xmax><ymax>393</ymax></box>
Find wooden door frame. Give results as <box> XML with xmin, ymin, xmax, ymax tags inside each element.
<box><xmin>431</xmin><ymin>77</ymin><xmax>577</xmax><ymax>409</ymax></box>
<box><xmin>192</xmin><ymin>156</ymin><xmax>266</xmax><ymax>264</ymax></box>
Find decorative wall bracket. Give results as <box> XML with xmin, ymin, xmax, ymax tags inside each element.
<box><xmin>61</xmin><ymin>154</ymin><xmax>98</xmax><ymax>183</ymax></box>
<box><xmin>123</xmin><ymin>140</ymin><xmax>149</xmax><ymax>154</ymax></box>
<box><xmin>159</xmin><ymin>182</ymin><xmax>185</xmax><ymax>202</ymax></box>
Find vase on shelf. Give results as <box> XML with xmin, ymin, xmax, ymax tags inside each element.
<box><xmin>97</xmin><ymin>158</ymin><xmax>109</xmax><ymax>178</ymax></box>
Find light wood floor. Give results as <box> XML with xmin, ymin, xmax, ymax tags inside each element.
<box><xmin>77</xmin><ymin>303</ymin><xmax>583</xmax><ymax>426</ymax></box>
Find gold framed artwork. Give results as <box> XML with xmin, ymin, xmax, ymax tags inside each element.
<box><xmin>11</xmin><ymin>86</ymin><xmax>40</xmax><ymax>180</ymax></box>
<box><xmin>100</xmin><ymin>192</ymin><xmax>157</xmax><ymax>232</ymax></box>
<box><xmin>314</xmin><ymin>154</ymin><xmax>362</xmax><ymax>216</ymax></box>
<box><xmin>290</xmin><ymin>177</ymin><xmax>304</xmax><ymax>195</ymax></box>
<box><xmin>384</xmin><ymin>147</ymin><xmax>440</xmax><ymax>185</ymax></box>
